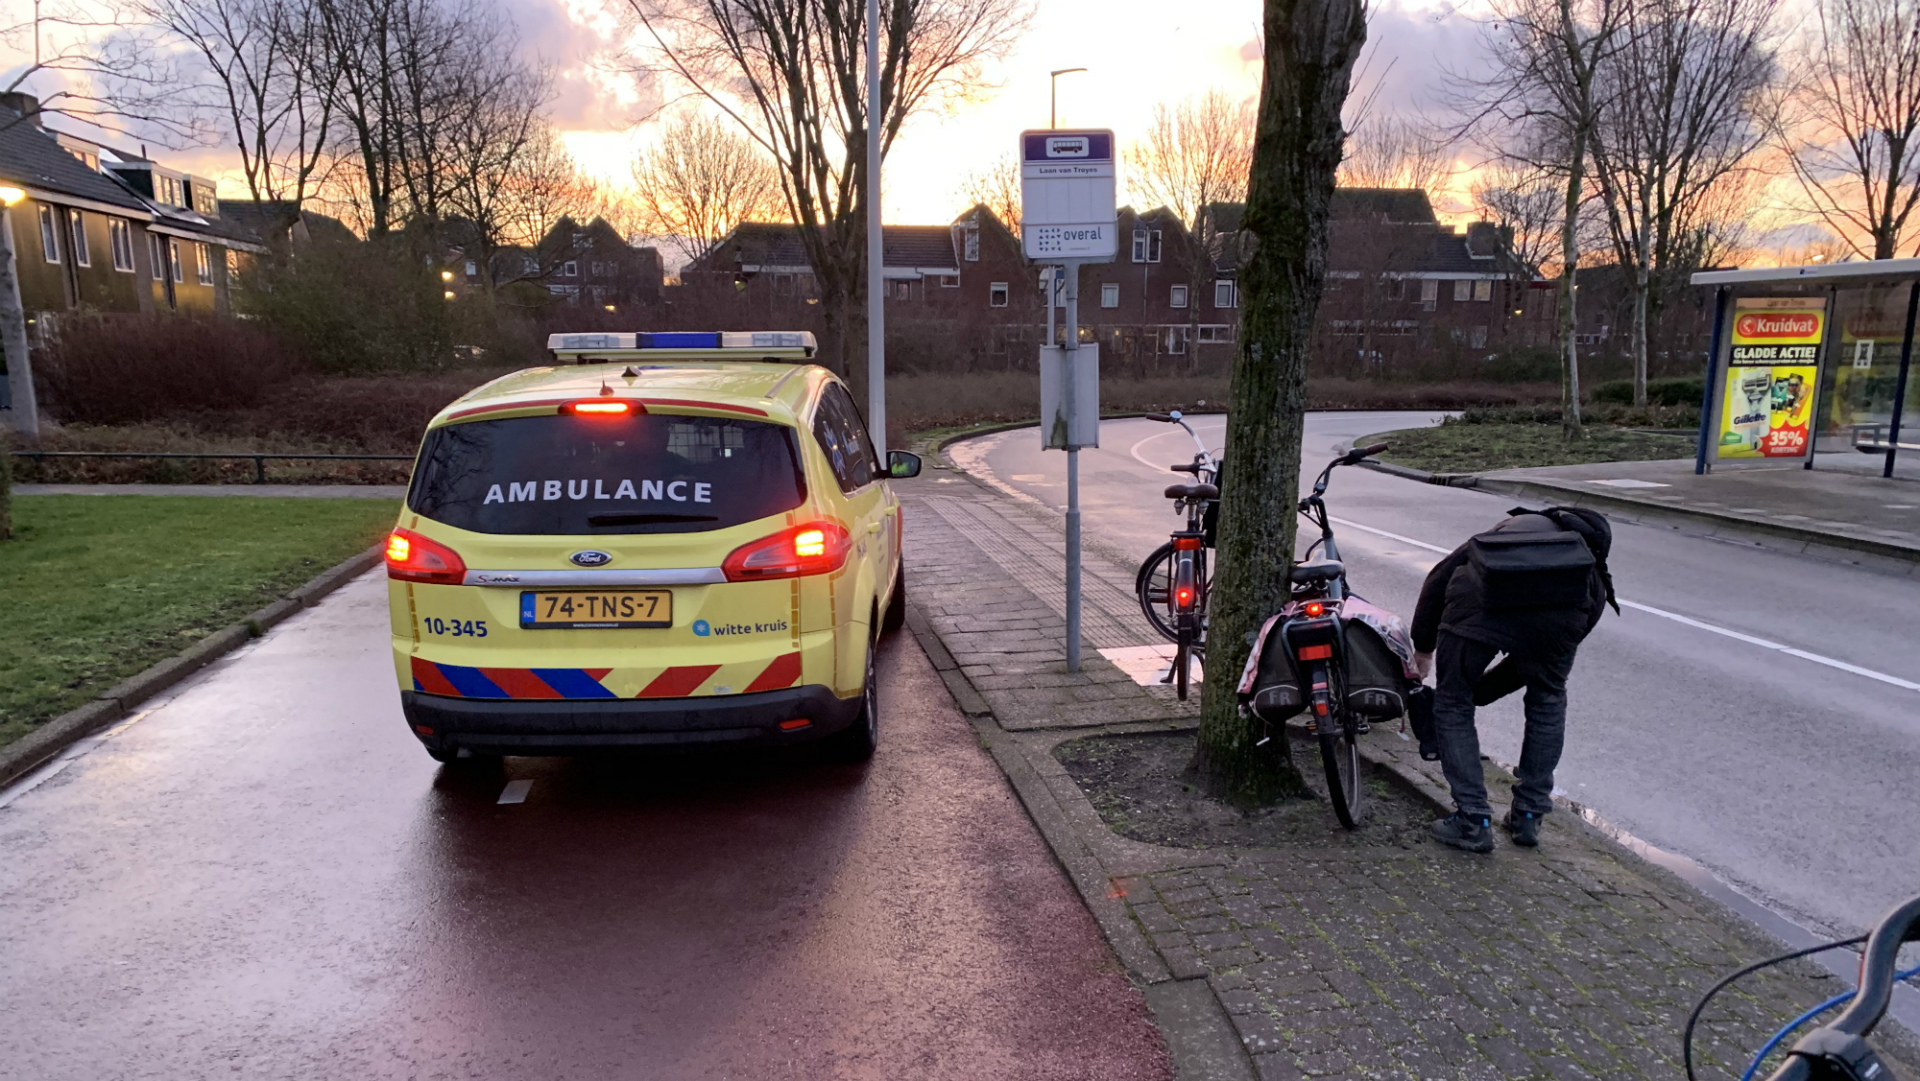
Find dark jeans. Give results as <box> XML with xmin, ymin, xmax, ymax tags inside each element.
<box><xmin>1432</xmin><ymin>632</ymin><xmax>1572</xmax><ymax>819</ymax></box>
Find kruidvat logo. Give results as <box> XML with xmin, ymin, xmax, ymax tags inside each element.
<box><xmin>1736</xmin><ymin>313</ymin><xmax>1820</xmax><ymax>339</ymax></box>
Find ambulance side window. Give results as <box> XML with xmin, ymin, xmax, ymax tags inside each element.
<box><xmin>811</xmin><ymin>383</ymin><xmax>879</xmax><ymax>492</ymax></box>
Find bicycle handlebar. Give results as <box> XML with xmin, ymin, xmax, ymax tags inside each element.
<box><xmin>1145</xmin><ymin>412</ymin><xmax>1174</xmax><ymax>422</ymax></box>
<box><xmin>1340</xmin><ymin>442</ymin><xmax>1390</xmax><ymax>465</ymax></box>
<box><xmin>1760</xmin><ymin>893</ymin><xmax>1920</xmax><ymax>1081</ymax></box>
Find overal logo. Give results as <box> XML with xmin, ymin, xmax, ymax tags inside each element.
<box><xmin>692</xmin><ymin>619</ymin><xmax>711</xmax><ymax>636</ymax></box>
<box><xmin>569</xmin><ymin>549</ymin><xmax>613</xmax><ymax>567</ymax></box>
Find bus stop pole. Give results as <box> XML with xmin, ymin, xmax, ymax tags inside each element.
<box><xmin>1883</xmin><ymin>280</ymin><xmax>1920</xmax><ymax>479</ymax></box>
<box><xmin>1695</xmin><ymin>286</ymin><xmax>1728</xmax><ymax>476</ymax></box>
<box><xmin>1063</xmin><ymin>260</ymin><xmax>1082</xmax><ymax>673</ymax></box>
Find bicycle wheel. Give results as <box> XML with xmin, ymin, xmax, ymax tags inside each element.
<box><xmin>1135</xmin><ymin>542</ymin><xmax>1178</xmax><ymax>642</ymax></box>
<box><xmin>1318</xmin><ymin>722</ymin><xmax>1362</xmax><ymax>829</ymax></box>
<box><xmin>1174</xmin><ymin>626</ymin><xmax>1192</xmax><ymax>700</ymax></box>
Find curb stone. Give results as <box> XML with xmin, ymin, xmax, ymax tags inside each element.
<box><xmin>0</xmin><ymin>544</ymin><xmax>383</xmax><ymax>789</ymax></box>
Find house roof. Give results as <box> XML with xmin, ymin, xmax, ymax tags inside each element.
<box><xmin>0</xmin><ymin>108</ymin><xmax>153</xmax><ymax>214</ymax></box>
<box><xmin>700</xmin><ymin>221</ymin><xmax>960</xmax><ymax>274</ymax></box>
<box><xmin>218</xmin><ymin>200</ymin><xmax>357</xmax><ymax>244</ymax></box>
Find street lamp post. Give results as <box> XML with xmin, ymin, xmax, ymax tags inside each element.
<box><xmin>1049</xmin><ymin>68</ymin><xmax>1086</xmax><ymax>130</ymax></box>
<box><xmin>865</xmin><ymin>0</ymin><xmax>886</xmax><ymax>456</ymax></box>
<box><xmin>0</xmin><ymin>185</ymin><xmax>36</xmax><ymax>441</ymax></box>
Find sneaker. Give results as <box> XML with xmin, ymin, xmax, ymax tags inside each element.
<box><xmin>1502</xmin><ymin>809</ymin><xmax>1542</xmax><ymax>848</ymax></box>
<box><xmin>1430</xmin><ymin>812</ymin><xmax>1494</xmax><ymax>853</ymax></box>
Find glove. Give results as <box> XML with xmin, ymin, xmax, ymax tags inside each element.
<box><xmin>1413</xmin><ymin>651</ymin><xmax>1433</xmax><ymax>681</ymax></box>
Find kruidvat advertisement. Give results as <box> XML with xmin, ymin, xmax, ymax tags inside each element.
<box><xmin>1718</xmin><ymin>298</ymin><xmax>1825</xmax><ymax>460</ymax></box>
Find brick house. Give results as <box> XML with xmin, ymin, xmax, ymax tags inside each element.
<box><xmin>684</xmin><ymin>188</ymin><xmax>1551</xmax><ymax>376</ymax></box>
<box><xmin>0</xmin><ymin>93</ymin><xmax>265</xmax><ymax>334</ymax></box>
<box><xmin>449</xmin><ymin>216</ymin><xmax>663</xmax><ymax>312</ymax></box>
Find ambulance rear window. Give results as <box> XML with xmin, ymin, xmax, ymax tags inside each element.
<box><xmin>407</xmin><ymin>413</ymin><xmax>806</xmax><ymax>535</ymax></box>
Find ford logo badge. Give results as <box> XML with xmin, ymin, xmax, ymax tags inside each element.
<box><xmin>569</xmin><ymin>549</ymin><xmax>613</xmax><ymax>568</ymax></box>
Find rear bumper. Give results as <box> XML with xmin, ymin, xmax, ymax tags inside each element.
<box><xmin>400</xmin><ymin>684</ymin><xmax>862</xmax><ymax>754</ymax></box>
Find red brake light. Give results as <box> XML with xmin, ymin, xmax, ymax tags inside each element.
<box><xmin>1175</xmin><ymin>586</ymin><xmax>1195</xmax><ymax>607</ymax></box>
<box><xmin>1298</xmin><ymin>644</ymin><xmax>1333</xmax><ymax>660</ymax></box>
<box><xmin>564</xmin><ymin>400</ymin><xmax>633</xmax><ymax>416</ymax></box>
<box><xmin>385</xmin><ymin>528</ymin><xmax>467</xmax><ymax>584</ymax></box>
<box><xmin>722</xmin><ymin>522</ymin><xmax>852</xmax><ymax>581</ymax></box>
<box><xmin>1304</xmin><ymin>601</ymin><xmax>1325</xmax><ymax>618</ymax></box>
<box><xmin>1174</xmin><ymin>536</ymin><xmax>1202</xmax><ymax>551</ymax></box>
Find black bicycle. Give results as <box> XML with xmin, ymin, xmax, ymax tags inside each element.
<box><xmin>1685</xmin><ymin>892</ymin><xmax>1920</xmax><ymax>1081</ymax></box>
<box><xmin>1238</xmin><ymin>442</ymin><xmax>1396</xmax><ymax>829</ymax></box>
<box><xmin>1134</xmin><ymin>411</ymin><xmax>1218</xmax><ymax>700</ymax></box>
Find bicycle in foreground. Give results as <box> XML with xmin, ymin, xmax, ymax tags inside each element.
<box><xmin>1688</xmin><ymin>891</ymin><xmax>1920</xmax><ymax>1081</ymax></box>
<box><xmin>1134</xmin><ymin>411</ymin><xmax>1219</xmax><ymax>701</ymax></box>
<box><xmin>1236</xmin><ymin>441</ymin><xmax>1406</xmax><ymax>829</ymax></box>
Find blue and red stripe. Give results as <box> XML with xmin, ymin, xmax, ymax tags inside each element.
<box><xmin>411</xmin><ymin>658</ymin><xmax>616</xmax><ymax>699</ymax></box>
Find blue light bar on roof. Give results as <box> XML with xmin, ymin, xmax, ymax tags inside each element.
<box><xmin>545</xmin><ymin>330</ymin><xmax>817</xmax><ymax>353</ymax></box>
<box><xmin>640</xmin><ymin>332</ymin><xmax>720</xmax><ymax>348</ymax></box>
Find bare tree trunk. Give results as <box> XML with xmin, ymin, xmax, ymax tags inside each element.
<box><xmin>1187</xmin><ymin>0</ymin><xmax>1365</xmax><ymax>805</ymax></box>
<box><xmin>1631</xmin><ymin>235</ymin><xmax>1651</xmax><ymax>407</ymax></box>
<box><xmin>1558</xmin><ymin>127</ymin><xmax>1587</xmax><ymax>442</ymax></box>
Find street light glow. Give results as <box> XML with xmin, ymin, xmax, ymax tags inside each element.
<box><xmin>440</xmin><ymin>269</ymin><xmax>454</xmax><ymax>281</ymax></box>
<box><xmin>0</xmin><ymin>186</ymin><xmax>24</xmax><ymax>206</ymax></box>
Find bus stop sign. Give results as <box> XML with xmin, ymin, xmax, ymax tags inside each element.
<box><xmin>1020</xmin><ymin>130</ymin><xmax>1117</xmax><ymax>262</ymax></box>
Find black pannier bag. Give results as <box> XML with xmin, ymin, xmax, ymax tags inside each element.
<box><xmin>1341</xmin><ymin>618</ymin><xmax>1410</xmax><ymax>719</ymax></box>
<box><xmin>1242</xmin><ymin>616</ymin><xmax>1305</xmax><ymax>722</ymax></box>
<box><xmin>1467</xmin><ymin>530</ymin><xmax>1595</xmax><ymax>609</ymax></box>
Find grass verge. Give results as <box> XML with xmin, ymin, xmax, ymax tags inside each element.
<box><xmin>0</xmin><ymin>495</ymin><xmax>398</xmax><ymax>750</ymax></box>
<box><xmin>1361</xmin><ymin>422</ymin><xmax>1696</xmax><ymax>473</ymax></box>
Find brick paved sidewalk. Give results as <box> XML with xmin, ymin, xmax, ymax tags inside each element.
<box><xmin>897</xmin><ymin>461</ymin><xmax>1919</xmax><ymax>1081</ymax></box>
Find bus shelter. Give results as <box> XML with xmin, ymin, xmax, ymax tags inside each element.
<box><xmin>1692</xmin><ymin>259</ymin><xmax>1920</xmax><ymax>479</ymax></box>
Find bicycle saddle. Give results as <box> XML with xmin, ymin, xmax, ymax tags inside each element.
<box><xmin>1290</xmin><ymin>558</ymin><xmax>1344</xmax><ymax>583</ymax></box>
<box><xmin>1164</xmin><ymin>482</ymin><xmax>1219</xmax><ymax>501</ymax></box>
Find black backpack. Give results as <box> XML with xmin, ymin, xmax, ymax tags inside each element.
<box><xmin>1506</xmin><ymin>505</ymin><xmax>1621</xmax><ymax>616</ymax></box>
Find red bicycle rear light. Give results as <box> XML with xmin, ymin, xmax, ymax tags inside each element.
<box><xmin>1174</xmin><ymin>536</ymin><xmax>1202</xmax><ymax>551</ymax></box>
<box><xmin>1298</xmin><ymin>644</ymin><xmax>1333</xmax><ymax>661</ymax></box>
<box><xmin>1175</xmin><ymin>586</ymin><xmax>1195</xmax><ymax>607</ymax></box>
<box><xmin>1304</xmin><ymin>601</ymin><xmax>1325</xmax><ymax>618</ymax></box>
<box><xmin>564</xmin><ymin>400</ymin><xmax>634</xmax><ymax>416</ymax></box>
<box><xmin>722</xmin><ymin>522</ymin><xmax>852</xmax><ymax>581</ymax></box>
<box><xmin>385</xmin><ymin>528</ymin><xmax>467</xmax><ymax>585</ymax></box>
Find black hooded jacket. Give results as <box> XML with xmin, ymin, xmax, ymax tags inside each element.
<box><xmin>1411</xmin><ymin>515</ymin><xmax>1609</xmax><ymax>660</ymax></box>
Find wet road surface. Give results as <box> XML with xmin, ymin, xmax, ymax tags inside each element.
<box><xmin>0</xmin><ymin>572</ymin><xmax>1171</xmax><ymax>1081</ymax></box>
<box><xmin>958</xmin><ymin>412</ymin><xmax>1920</xmax><ymax>939</ymax></box>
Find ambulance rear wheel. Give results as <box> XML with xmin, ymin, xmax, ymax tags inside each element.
<box><xmin>827</xmin><ymin>631</ymin><xmax>879</xmax><ymax>763</ymax></box>
<box><xmin>881</xmin><ymin>564</ymin><xmax>906</xmax><ymax>635</ymax></box>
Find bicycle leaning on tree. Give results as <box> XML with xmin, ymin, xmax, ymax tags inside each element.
<box><xmin>1134</xmin><ymin>411</ymin><xmax>1219</xmax><ymax>701</ymax></box>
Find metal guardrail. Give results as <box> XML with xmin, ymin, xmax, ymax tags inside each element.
<box><xmin>8</xmin><ymin>451</ymin><xmax>414</xmax><ymax>484</ymax></box>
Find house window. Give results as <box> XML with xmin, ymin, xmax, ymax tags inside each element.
<box><xmin>465</xmin><ymin>260</ymin><xmax>478</xmax><ymax>276</ymax></box>
<box><xmin>169</xmin><ymin>239</ymin><xmax>183</xmax><ymax>282</ymax></box>
<box><xmin>562</xmin><ymin>261</ymin><xmax>578</xmax><ymax>277</ymax></box>
<box><xmin>108</xmin><ymin>218</ymin><xmax>134</xmax><ymax>272</ymax></box>
<box><xmin>1471</xmin><ymin>325</ymin><xmax>1489</xmax><ymax>348</ymax></box>
<box><xmin>1473</xmin><ymin>279</ymin><xmax>1493</xmax><ymax>302</ymax></box>
<box><xmin>1101</xmin><ymin>283</ymin><xmax>1119</xmax><ymax>308</ymax></box>
<box><xmin>38</xmin><ymin>205</ymin><xmax>59</xmax><ymax>263</ymax></box>
<box><xmin>1214</xmin><ymin>280</ymin><xmax>1236</xmax><ymax>309</ymax></box>
<box><xmin>1164</xmin><ymin>325</ymin><xmax>1188</xmax><ymax>355</ymax></box>
<box><xmin>226</xmin><ymin>248</ymin><xmax>239</xmax><ymax>273</ymax></box>
<box><xmin>1132</xmin><ymin>228</ymin><xmax>1149</xmax><ymax>262</ymax></box>
<box><xmin>1170</xmin><ymin>284</ymin><xmax>1188</xmax><ymax>308</ymax></box>
<box><xmin>591</xmin><ymin>261</ymin><xmax>604</xmax><ymax>276</ymax></box>
<box><xmin>1453</xmin><ymin>279</ymin><xmax>1472</xmax><ymax>302</ymax></box>
<box><xmin>148</xmin><ymin>233</ymin><xmax>164</xmax><ymax>277</ymax></box>
<box><xmin>1420</xmin><ymin>279</ymin><xmax>1438</xmax><ymax>311</ymax></box>
<box><xmin>989</xmin><ymin>282</ymin><xmax>1008</xmax><ymax>307</ymax></box>
<box><xmin>68</xmin><ymin>210</ymin><xmax>89</xmax><ymax>267</ymax></box>
<box><xmin>773</xmin><ymin>272</ymin><xmax>795</xmax><ymax>297</ymax></box>
<box><xmin>886</xmin><ymin>279</ymin><xmax>912</xmax><ymax>301</ymax></box>
<box><xmin>964</xmin><ymin>225</ymin><xmax>980</xmax><ymax>262</ymax></box>
<box><xmin>938</xmin><ymin>274</ymin><xmax>960</xmax><ymax>288</ymax></box>
<box><xmin>1197</xmin><ymin>325</ymin><xmax>1233</xmax><ymax>343</ymax></box>
<box><xmin>1382</xmin><ymin>276</ymin><xmax>1407</xmax><ymax>300</ymax></box>
<box><xmin>1331</xmin><ymin>320</ymin><xmax>1364</xmax><ymax>336</ymax></box>
<box><xmin>1148</xmin><ymin>230</ymin><xmax>1163</xmax><ymax>263</ymax></box>
<box><xmin>196</xmin><ymin>242</ymin><xmax>213</xmax><ymax>284</ymax></box>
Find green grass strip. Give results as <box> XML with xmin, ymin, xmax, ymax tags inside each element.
<box><xmin>1361</xmin><ymin>423</ymin><xmax>1695</xmax><ymax>474</ymax></box>
<box><xmin>0</xmin><ymin>495</ymin><xmax>398</xmax><ymax>749</ymax></box>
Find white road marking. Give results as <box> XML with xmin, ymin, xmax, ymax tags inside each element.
<box><xmin>1127</xmin><ymin>419</ymin><xmax>1227</xmax><ymax>473</ymax></box>
<box><xmin>1099</xmin><ymin>643</ymin><xmax>1203</xmax><ymax>685</ymax></box>
<box><xmin>1329</xmin><ymin>514</ymin><xmax>1920</xmax><ymax>695</ymax></box>
<box><xmin>497</xmin><ymin>779</ymin><xmax>533</xmax><ymax>804</ymax></box>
